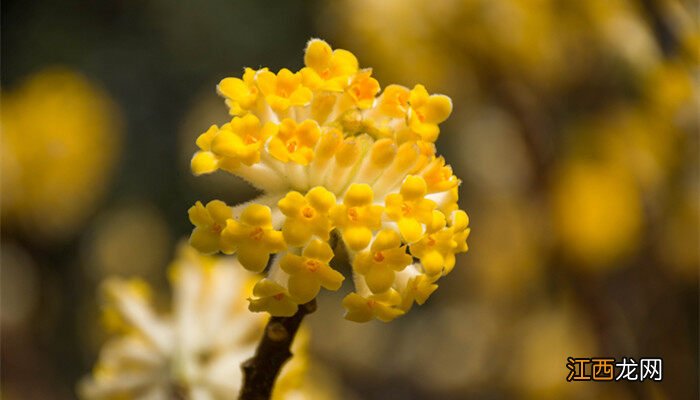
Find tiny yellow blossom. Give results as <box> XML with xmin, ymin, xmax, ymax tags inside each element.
<box><xmin>410</xmin><ymin>227</ymin><xmax>458</xmax><ymax>277</ymax></box>
<box><xmin>330</xmin><ymin>184</ymin><xmax>384</xmax><ymax>251</ymax></box>
<box><xmin>398</xmin><ymin>272</ymin><xmax>439</xmax><ymax>311</ymax></box>
<box><xmin>218</xmin><ymin>67</ymin><xmax>262</xmax><ymax>115</ymax></box>
<box><xmin>342</xmin><ymin>290</ymin><xmax>405</xmax><ymax>323</ymax></box>
<box><xmin>188</xmin><ymin>200</ymin><xmax>232</xmax><ymax>254</ymax></box>
<box><xmin>280</xmin><ymin>240</ymin><xmax>345</xmax><ymax>303</ymax></box>
<box><xmin>353</xmin><ymin>230</ymin><xmax>412</xmax><ymax>293</ymax></box>
<box><xmin>278</xmin><ymin>187</ymin><xmax>336</xmax><ymax>246</ymax></box>
<box><xmin>377</xmin><ymin>84</ymin><xmax>410</xmax><ymax>118</ymax></box>
<box><xmin>248</xmin><ymin>278</ymin><xmax>299</xmax><ymax>317</ymax></box>
<box><xmin>257</xmin><ymin>68</ymin><xmax>313</xmax><ymax>112</ymax></box>
<box><xmin>221</xmin><ymin>204</ymin><xmax>285</xmax><ymax>272</ymax></box>
<box><xmin>384</xmin><ymin>175</ymin><xmax>436</xmax><ymax>243</ymax></box>
<box><xmin>347</xmin><ymin>69</ymin><xmax>380</xmax><ymax>109</ymax></box>
<box><xmin>211</xmin><ymin>114</ymin><xmax>278</xmax><ymax>167</ymax></box>
<box><xmin>420</xmin><ymin>156</ymin><xmax>460</xmax><ymax>193</ymax></box>
<box><xmin>407</xmin><ymin>84</ymin><xmax>453</xmax><ymax>142</ymax></box>
<box><xmin>268</xmin><ymin>118</ymin><xmax>321</xmax><ymax>165</ymax></box>
<box><xmin>302</xmin><ymin>38</ymin><xmax>359</xmax><ymax>91</ymax></box>
<box><xmin>191</xmin><ymin>125</ymin><xmax>221</xmax><ymax>175</ymax></box>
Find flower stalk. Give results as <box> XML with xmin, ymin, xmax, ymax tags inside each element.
<box><xmin>239</xmin><ymin>300</ymin><xmax>317</xmax><ymax>400</ymax></box>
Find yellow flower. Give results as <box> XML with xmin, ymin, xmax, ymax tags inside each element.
<box><xmin>268</xmin><ymin>118</ymin><xmax>321</xmax><ymax>165</ymax></box>
<box><xmin>280</xmin><ymin>240</ymin><xmax>345</xmax><ymax>303</ymax></box>
<box><xmin>190</xmin><ymin>124</ymin><xmax>221</xmax><ymax>175</ymax></box>
<box><xmin>398</xmin><ymin>272</ymin><xmax>439</xmax><ymax>311</ymax></box>
<box><xmin>278</xmin><ymin>187</ymin><xmax>336</xmax><ymax>246</ymax></box>
<box><xmin>218</xmin><ymin>67</ymin><xmax>262</xmax><ymax>115</ymax></box>
<box><xmin>347</xmin><ymin>68</ymin><xmax>380</xmax><ymax>109</ymax></box>
<box><xmin>407</xmin><ymin>84</ymin><xmax>453</xmax><ymax>142</ymax></box>
<box><xmin>420</xmin><ymin>156</ymin><xmax>460</xmax><ymax>193</ymax></box>
<box><xmin>409</xmin><ymin>228</ymin><xmax>455</xmax><ymax>276</ymax></box>
<box><xmin>330</xmin><ymin>184</ymin><xmax>384</xmax><ymax>251</ymax></box>
<box><xmin>188</xmin><ymin>200</ymin><xmax>232</xmax><ymax>254</ymax></box>
<box><xmin>187</xmin><ymin>39</ymin><xmax>469</xmax><ymax>322</ymax></box>
<box><xmin>248</xmin><ymin>278</ymin><xmax>299</xmax><ymax>317</ymax></box>
<box><xmin>384</xmin><ymin>175</ymin><xmax>436</xmax><ymax>243</ymax></box>
<box><xmin>376</xmin><ymin>84</ymin><xmax>410</xmax><ymax>118</ymax></box>
<box><xmin>342</xmin><ymin>290</ymin><xmax>405</xmax><ymax>323</ymax></box>
<box><xmin>301</xmin><ymin>38</ymin><xmax>359</xmax><ymax>91</ymax></box>
<box><xmin>1</xmin><ymin>68</ymin><xmax>122</xmax><ymax>240</ymax></box>
<box><xmin>211</xmin><ymin>114</ymin><xmax>278</xmax><ymax>167</ymax></box>
<box><xmin>450</xmin><ymin>210</ymin><xmax>471</xmax><ymax>257</ymax></box>
<box><xmin>221</xmin><ymin>204</ymin><xmax>285</xmax><ymax>272</ymax></box>
<box><xmin>257</xmin><ymin>68</ymin><xmax>313</xmax><ymax>112</ymax></box>
<box><xmin>353</xmin><ymin>229</ymin><xmax>412</xmax><ymax>293</ymax></box>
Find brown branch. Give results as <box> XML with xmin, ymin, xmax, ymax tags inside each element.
<box><xmin>238</xmin><ymin>299</ymin><xmax>317</xmax><ymax>400</ymax></box>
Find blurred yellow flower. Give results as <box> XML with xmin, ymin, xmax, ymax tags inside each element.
<box><xmin>1</xmin><ymin>68</ymin><xmax>122</xmax><ymax>240</ymax></box>
<box><xmin>551</xmin><ymin>161</ymin><xmax>642</xmax><ymax>269</ymax></box>
<box><xmin>79</xmin><ymin>244</ymin><xmax>312</xmax><ymax>400</ymax></box>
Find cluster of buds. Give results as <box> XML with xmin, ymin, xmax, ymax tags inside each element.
<box><xmin>188</xmin><ymin>39</ymin><xmax>469</xmax><ymax>322</ymax></box>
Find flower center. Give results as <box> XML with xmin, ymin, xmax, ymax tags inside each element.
<box><xmin>211</xmin><ymin>223</ymin><xmax>223</xmax><ymax>234</ymax></box>
<box><xmin>287</xmin><ymin>140</ymin><xmax>298</xmax><ymax>153</ymax></box>
<box><xmin>273</xmin><ymin>293</ymin><xmax>285</xmax><ymax>301</ymax></box>
<box><xmin>427</xmin><ymin>235</ymin><xmax>436</xmax><ymax>247</ymax></box>
<box><xmin>401</xmin><ymin>203</ymin><xmax>412</xmax><ymax>216</ymax></box>
<box><xmin>373</xmin><ymin>252</ymin><xmax>385</xmax><ymax>262</ymax></box>
<box><xmin>347</xmin><ymin>207</ymin><xmax>359</xmax><ymax>221</ymax></box>
<box><xmin>301</xmin><ymin>206</ymin><xmax>315</xmax><ymax>219</ymax></box>
<box><xmin>305</xmin><ymin>259</ymin><xmax>320</xmax><ymax>272</ymax></box>
<box><xmin>250</xmin><ymin>227</ymin><xmax>264</xmax><ymax>241</ymax></box>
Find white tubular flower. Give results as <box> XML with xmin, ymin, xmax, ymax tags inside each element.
<box><xmin>79</xmin><ymin>244</ymin><xmax>309</xmax><ymax>400</ymax></box>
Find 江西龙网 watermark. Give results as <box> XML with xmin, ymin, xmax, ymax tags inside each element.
<box><xmin>566</xmin><ymin>357</ymin><xmax>662</xmax><ymax>382</ymax></box>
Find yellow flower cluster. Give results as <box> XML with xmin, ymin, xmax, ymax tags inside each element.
<box><xmin>188</xmin><ymin>39</ymin><xmax>469</xmax><ymax>322</ymax></box>
<box><xmin>80</xmin><ymin>244</ymin><xmax>310</xmax><ymax>399</ymax></box>
<box><xmin>1</xmin><ymin>68</ymin><xmax>121</xmax><ymax>240</ymax></box>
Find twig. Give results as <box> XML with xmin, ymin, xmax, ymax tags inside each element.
<box><xmin>238</xmin><ymin>299</ymin><xmax>317</xmax><ymax>400</ymax></box>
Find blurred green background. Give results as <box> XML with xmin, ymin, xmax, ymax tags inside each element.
<box><xmin>1</xmin><ymin>0</ymin><xmax>698</xmax><ymax>399</ymax></box>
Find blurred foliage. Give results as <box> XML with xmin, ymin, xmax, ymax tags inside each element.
<box><xmin>1</xmin><ymin>0</ymin><xmax>698</xmax><ymax>399</ymax></box>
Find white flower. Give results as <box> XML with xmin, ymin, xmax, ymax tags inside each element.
<box><xmin>79</xmin><ymin>244</ymin><xmax>308</xmax><ymax>400</ymax></box>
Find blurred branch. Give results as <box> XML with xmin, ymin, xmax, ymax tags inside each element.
<box><xmin>238</xmin><ymin>300</ymin><xmax>317</xmax><ymax>400</ymax></box>
<box><xmin>638</xmin><ymin>0</ymin><xmax>681</xmax><ymax>57</ymax></box>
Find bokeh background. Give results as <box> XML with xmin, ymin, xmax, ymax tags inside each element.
<box><xmin>1</xmin><ymin>0</ymin><xmax>698</xmax><ymax>399</ymax></box>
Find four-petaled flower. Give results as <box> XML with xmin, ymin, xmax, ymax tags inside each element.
<box><xmin>188</xmin><ymin>200</ymin><xmax>233</xmax><ymax>254</ymax></box>
<box><xmin>280</xmin><ymin>239</ymin><xmax>345</xmax><ymax>303</ymax></box>
<box><xmin>353</xmin><ymin>229</ymin><xmax>412</xmax><ymax>293</ymax></box>
<box><xmin>218</xmin><ymin>67</ymin><xmax>262</xmax><ymax>115</ymax></box>
<box><xmin>222</xmin><ymin>204</ymin><xmax>285</xmax><ymax>272</ymax></box>
<box><xmin>384</xmin><ymin>175</ymin><xmax>436</xmax><ymax>243</ymax></box>
<box><xmin>257</xmin><ymin>68</ymin><xmax>313</xmax><ymax>112</ymax></box>
<box><xmin>278</xmin><ymin>187</ymin><xmax>336</xmax><ymax>246</ymax></box>
<box><xmin>301</xmin><ymin>39</ymin><xmax>358</xmax><ymax>92</ymax></box>
<box><xmin>342</xmin><ymin>290</ymin><xmax>405</xmax><ymax>323</ymax></box>
<box><xmin>407</xmin><ymin>84</ymin><xmax>453</xmax><ymax>142</ymax></box>
<box><xmin>330</xmin><ymin>184</ymin><xmax>384</xmax><ymax>251</ymax></box>
<box><xmin>268</xmin><ymin>118</ymin><xmax>322</xmax><ymax>165</ymax></box>
<box><xmin>248</xmin><ymin>278</ymin><xmax>299</xmax><ymax>317</ymax></box>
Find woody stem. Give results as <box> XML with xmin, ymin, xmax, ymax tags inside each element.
<box><xmin>238</xmin><ymin>299</ymin><xmax>317</xmax><ymax>400</ymax></box>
